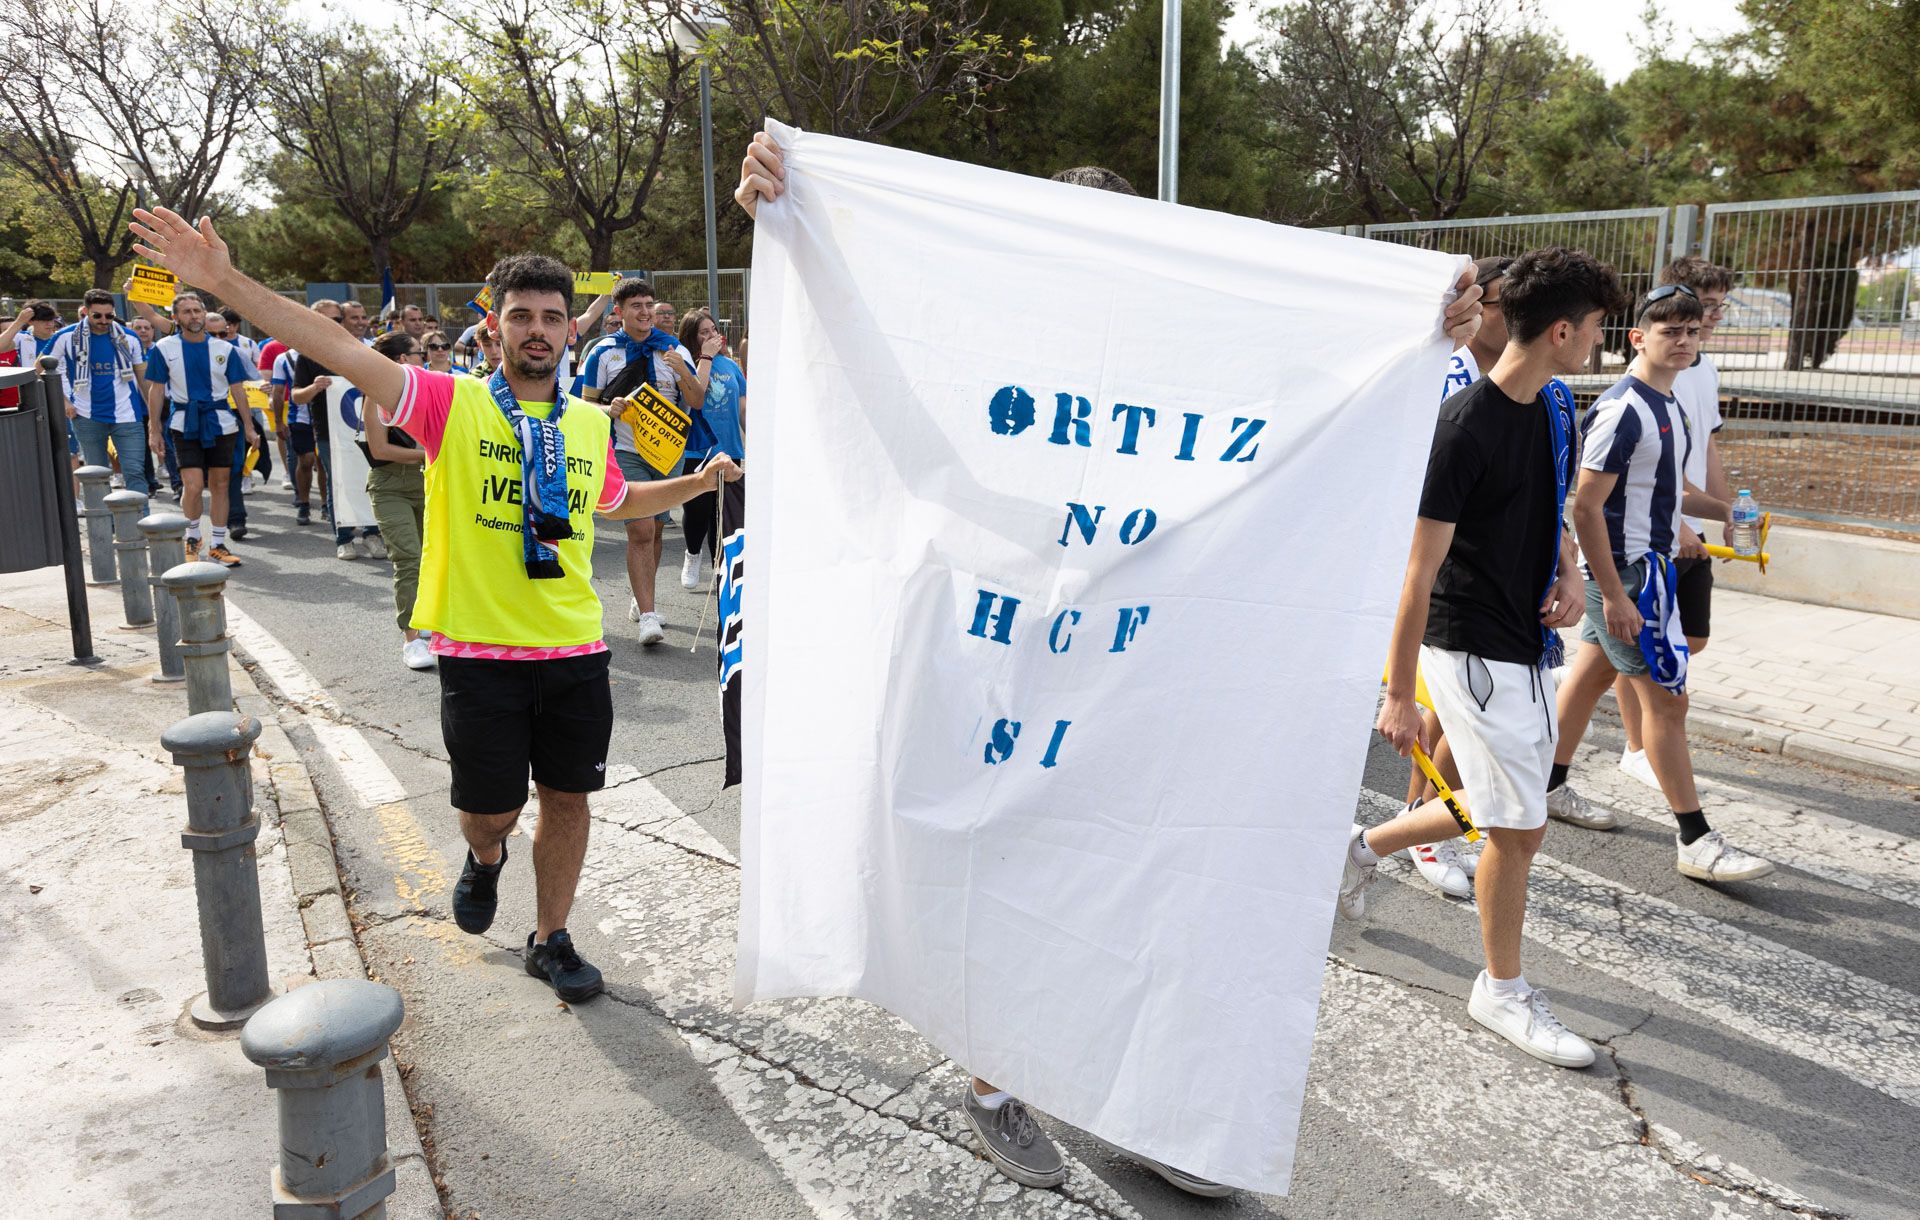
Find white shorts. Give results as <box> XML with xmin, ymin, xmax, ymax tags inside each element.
<box><xmin>1419</xmin><ymin>645</ymin><xmax>1560</xmax><ymax>832</ymax></box>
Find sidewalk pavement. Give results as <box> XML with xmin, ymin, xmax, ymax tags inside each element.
<box><xmin>0</xmin><ymin>568</ymin><xmax>441</xmax><ymax>1219</ymax></box>
<box><xmin>1574</xmin><ymin>587</ymin><xmax>1920</xmax><ymax>787</ymax></box>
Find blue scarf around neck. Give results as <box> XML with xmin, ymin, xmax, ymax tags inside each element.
<box><xmin>487</xmin><ymin>368</ymin><xmax>571</xmax><ymax>580</ymax></box>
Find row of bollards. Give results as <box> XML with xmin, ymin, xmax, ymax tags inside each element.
<box><xmin>122</xmin><ymin>534</ymin><xmax>405</xmax><ymax>1217</ymax></box>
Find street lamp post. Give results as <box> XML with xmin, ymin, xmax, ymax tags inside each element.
<box><xmin>672</xmin><ymin>9</ymin><xmax>728</xmax><ymax>325</ymax></box>
<box><xmin>1159</xmin><ymin>0</ymin><xmax>1180</xmax><ymax>204</ymax></box>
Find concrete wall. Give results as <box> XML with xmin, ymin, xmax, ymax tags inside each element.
<box><xmin>1716</xmin><ymin>524</ymin><xmax>1920</xmax><ymax>621</ymax></box>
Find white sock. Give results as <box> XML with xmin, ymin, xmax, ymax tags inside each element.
<box><xmin>185</xmin><ymin>521</ymin><xmax>202</xmax><ymax>543</ymax></box>
<box><xmin>1485</xmin><ymin>972</ymin><xmax>1530</xmax><ymax>999</ymax></box>
<box><xmin>1349</xmin><ymin>830</ymin><xmax>1382</xmax><ymax>868</ymax></box>
<box><xmin>211</xmin><ymin>526</ymin><xmax>228</xmax><ymax>548</ymax></box>
<box><xmin>973</xmin><ymin>1089</ymin><xmax>1011</xmax><ymax>1111</ymax></box>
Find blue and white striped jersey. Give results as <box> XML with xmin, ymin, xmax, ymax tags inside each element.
<box><xmin>1578</xmin><ymin>374</ymin><xmax>1691</xmax><ymax>573</ymax></box>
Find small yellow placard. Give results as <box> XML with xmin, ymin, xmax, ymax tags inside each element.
<box><xmin>573</xmin><ymin>271</ymin><xmax>618</xmax><ymax>295</ymax></box>
<box><xmin>127</xmin><ymin>264</ymin><xmax>178</xmax><ymax>307</ymax></box>
<box><xmin>618</xmin><ymin>382</ymin><xmax>690</xmax><ymax>476</ymax></box>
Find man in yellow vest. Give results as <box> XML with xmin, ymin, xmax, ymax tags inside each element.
<box><xmin>130</xmin><ymin>208</ymin><xmax>742</xmax><ymax>1003</ymax></box>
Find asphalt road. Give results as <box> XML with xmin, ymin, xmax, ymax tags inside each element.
<box><xmin>219</xmin><ymin>487</ymin><xmax>1920</xmax><ymax>1220</ymax></box>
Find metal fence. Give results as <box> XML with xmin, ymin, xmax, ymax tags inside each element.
<box><xmin>324</xmin><ymin>271</ymin><xmax>751</xmax><ymax>340</ymax></box>
<box><xmin>1335</xmin><ymin>197</ymin><xmax>1920</xmax><ymax>531</ymax></box>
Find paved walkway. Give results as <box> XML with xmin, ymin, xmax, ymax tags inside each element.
<box><xmin>0</xmin><ymin>570</ymin><xmax>439</xmax><ymax>1219</ymax></box>
<box><xmin>1581</xmin><ymin>588</ymin><xmax>1920</xmax><ymax>785</ymax></box>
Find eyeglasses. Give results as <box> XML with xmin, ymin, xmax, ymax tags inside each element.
<box><xmin>1643</xmin><ymin>283</ymin><xmax>1698</xmax><ymax>304</ymax></box>
<box><xmin>426</xmin><ymin>342</ymin><xmax>451</xmax><ymax>350</ymax></box>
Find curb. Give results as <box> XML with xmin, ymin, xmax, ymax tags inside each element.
<box><xmin>234</xmin><ymin>662</ymin><xmax>446</xmax><ymax>1220</ymax></box>
<box><xmin>1594</xmin><ymin>691</ymin><xmax>1920</xmax><ymax>788</ymax></box>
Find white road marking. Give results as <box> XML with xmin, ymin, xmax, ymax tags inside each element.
<box><xmin>227</xmin><ymin>602</ymin><xmax>339</xmax><ymax>714</ymax></box>
<box><xmin>1561</xmin><ymin>743</ymin><xmax>1920</xmax><ymax>910</ymax></box>
<box><xmin>1360</xmin><ymin>789</ymin><xmax>1920</xmax><ymax>1107</ymax></box>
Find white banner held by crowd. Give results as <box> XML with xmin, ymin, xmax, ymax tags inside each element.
<box><xmin>736</xmin><ymin>117</ymin><xmax>1463</xmax><ymax>1193</ymax></box>
<box><xmin>325</xmin><ymin>380</ymin><xmax>377</xmax><ymax>530</ymax></box>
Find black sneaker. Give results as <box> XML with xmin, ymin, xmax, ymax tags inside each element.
<box><xmin>296</xmin><ymin>505</ymin><xmax>311</xmax><ymax>526</ymax></box>
<box><xmin>525</xmin><ymin>929</ymin><xmax>604</xmax><ymax>1002</ymax></box>
<box><xmin>451</xmin><ymin>844</ymin><xmax>506</xmax><ymax>934</ymax></box>
<box><xmin>230</xmin><ymin>525</ymin><xmax>249</xmax><ymax>540</ymax></box>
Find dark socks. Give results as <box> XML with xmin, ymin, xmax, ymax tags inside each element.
<box><xmin>1548</xmin><ymin>762</ymin><xmax>1570</xmax><ymax>791</ymax></box>
<box><xmin>1674</xmin><ymin>810</ymin><xmax>1711</xmax><ymax>845</ymax></box>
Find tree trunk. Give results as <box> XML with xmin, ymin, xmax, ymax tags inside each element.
<box><xmin>586</xmin><ymin>229</ymin><xmax>615</xmax><ymax>274</ymax></box>
<box><xmin>92</xmin><ymin>249</ymin><xmax>132</xmax><ymax>292</ymax></box>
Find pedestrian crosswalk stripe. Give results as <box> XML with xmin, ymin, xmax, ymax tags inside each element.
<box><xmin>1311</xmin><ymin>959</ymin><xmax>1806</xmax><ymax>1219</ymax></box>
<box><xmin>1562</xmin><ymin>743</ymin><xmax>1920</xmax><ymax>911</ymax></box>
<box><xmin>1361</xmin><ymin>789</ymin><xmax>1920</xmax><ymax>1107</ymax></box>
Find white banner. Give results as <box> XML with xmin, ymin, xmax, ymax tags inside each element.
<box><xmin>736</xmin><ymin>118</ymin><xmax>1462</xmax><ymax>1193</ymax></box>
<box><xmin>325</xmin><ymin>380</ymin><xmax>377</xmax><ymax>529</ymax></box>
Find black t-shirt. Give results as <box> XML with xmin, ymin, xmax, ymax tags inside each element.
<box><xmin>1417</xmin><ymin>377</ymin><xmax>1568</xmax><ymax>664</ymax></box>
<box><xmin>292</xmin><ymin>354</ymin><xmax>335</xmax><ymax>439</ymax></box>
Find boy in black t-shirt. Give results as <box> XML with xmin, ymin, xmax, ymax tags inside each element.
<box><xmin>1343</xmin><ymin>247</ymin><xmax>1628</xmax><ymax>1070</ymax></box>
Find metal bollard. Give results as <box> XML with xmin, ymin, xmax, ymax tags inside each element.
<box><xmin>162</xmin><ymin>561</ymin><xmax>234</xmax><ymax>714</ymax></box>
<box><xmin>105</xmin><ymin>490</ymin><xmax>154</xmax><ymax>627</ymax></box>
<box><xmin>140</xmin><ymin>513</ymin><xmax>189</xmax><ymax>682</ymax></box>
<box><xmin>241</xmin><ymin>981</ymin><xmax>405</xmax><ymax>1220</ymax></box>
<box><xmin>75</xmin><ymin>465</ymin><xmax>116</xmax><ymax>585</ymax></box>
<box><xmin>161</xmin><ymin>710</ymin><xmax>275</xmax><ymax>1029</ymax></box>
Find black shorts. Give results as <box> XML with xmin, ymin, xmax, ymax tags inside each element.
<box><xmin>439</xmin><ymin>651</ymin><xmax>613</xmax><ymax>814</ymax></box>
<box><xmin>1675</xmin><ymin>555</ymin><xmax>1713</xmax><ymax>640</ymax></box>
<box><xmin>288</xmin><ymin>421</ymin><xmax>317</xmax><ymax>456</ymax></box>
<box><xmin>174</xmin><ymin>432</ymin><xmax>237</xmax><ymax>471</ymax></box>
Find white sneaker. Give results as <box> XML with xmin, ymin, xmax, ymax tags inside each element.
<box><xmin>1546</xmin><ymin>783</ymin><xmax>1618</xmax><ymax>830</ymax></box>
<box><xmin>1676</xmin><ymin>830</ymin><xmax>1775</xmax><ymax>883</ymax></box>
<box><xmin>1408</xmin><ymin>838</ymin><xmax>1473</xmax><ymax>899</ymax></box>
<box><xmin>1456</xmin><ymin>834</ymin><xmax>1481</xmax><ymax>877</ymax></box>
<box><xmin>1336</xmin><ymin>825</ymin><xmax>1376</xmax><ymax>922</ymax></box>
<box><xmin>628</xmin><ymin>596</ymin><xmax>640</xmax><ymax>622</ymax></box>
<box><xmin>1468</xmin><ymin>972</ymin><xmax>1595</xmax><ymax>1068</ymax></box>
<box><xmin>1619</xmin><ymin>747</ymin><xmax>1662</xmax><ymax>791</ymax></box>
<box><xmin>636</xmin><ymin>611</ymin><xmax>666</xmax><ymax>646</ymax></box>
<box><xmin>680</xmin><ymin>550</ymin><xmax>704</xmax><ymax>590</ymax></box>
<box><xmin>361</xmin><ymin>533</ymin><xmax>388</xmax><ymax>559</ymax></box>
<box><xmin>109</xmin><ymin>472</ymin><xmax>125</xmax><ymax>488</ymax></box>
<box><xmin>402</xmin><ymin>637</ymin><xmax>435</xmax><ymax>670</ymax></box>
<box><xmin>336</xmin><ymin>542</ymin><xmax>359</xmax><ymax>560</ymax></box>
<box><xmin>280</xmin><ymin>477</ymin><xmax>294</xmax><ymax>490</ymax></box>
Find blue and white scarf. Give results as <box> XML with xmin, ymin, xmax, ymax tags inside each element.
<box><xmin>1538</xmin><ymin>380</ymin><xmax>1575</xmax><ymax>671</ymax></box>
<box><xmin>1637</xmin><ymin>552</ymin><xmax>1690</xmax><ymax>695</ymax></box>
<box><xmin>487</xmin><ymin>369</ymin><xmax>572</xmax><ymax>580</ymax></box>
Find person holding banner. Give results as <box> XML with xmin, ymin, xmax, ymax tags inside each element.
<box><xmin>1360</xmin><ymin>246</ymin><xmax>1627</xmax><ymax>1070</ymax></box>
<box><xmin>292</xmin><ymin>300</ymin><xmax>385</xmax><ymax>560</ymax></box>
<box><xmin>142</xmin><ymin>290</ymin><xmax>260</xmax><ymax>567</ymax></box>
<box><xmin>127</xmin><ymin>211</ymin><xmax>742</xmax><ymax>1003</ymax></box>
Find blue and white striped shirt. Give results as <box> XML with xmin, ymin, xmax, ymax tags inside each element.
<box><xmin>1578</xmin><ymin>375</ymin><xmax>1691</xmax><ymax>573</ymax></box>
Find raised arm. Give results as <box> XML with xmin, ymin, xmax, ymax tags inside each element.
<box><xmin>574</xmin><ymin>292</ymin><xmax>611</xmax><ymax>335</ymax></box>
<box><xmin>123</xmin><ymin>286</ymin><xmax>175</xmax><ymax>337</ymax></box>
<box><xmin>0</xmin><ymin>306</ymin><xmax>30</xmax><ymax>349</ymax></box>
<box><xmin>130</xmin><ymin>207</ymin><xmax>405</xmax><ymax>409</ymax></box>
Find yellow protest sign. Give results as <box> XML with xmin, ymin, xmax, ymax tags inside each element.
<box><xmin>573</xmin><ymin>271</ymin><xmax>618</xmax><ymax>295</ymax></box>
<box><xmin>618</xmin><ymin>382</ymin><xmax>690</xmax><ymax>475</ymax></box>
<box><xmin>242</xmin><ymin>380</ymin><xmax>281</xmax><ymax>428</ymax></box>
<box><xmin>127</xmin><ymin>264</ymin><xmax>178</xmax><ymax>307</ymax></box>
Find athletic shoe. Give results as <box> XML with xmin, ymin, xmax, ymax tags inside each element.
<box><xmin>1676</xmin><ymin>831</ymin><xmax>1775</xmax><ymax>883</ymax></box>
<box><xmin>207</xmin><ymin>544</ymin><xmax>241</xmax><ymax>568</ymax></box>
<box><xmin>402</xmin><ymin>638</ymin><xmax>435</xmax><ymax>671</ymax></box>
<box><xmin>184</xmin><ymin>538</ymin><xmax>202</xmax><ymax>562</ymax></box>
<box><xmin>681</xmin><ymin>550</ymin><xmax>704</xmax><ymax>590</ymax></box>
<box><xmin>1336</xmin><ymin>825</ymin><xmax>1376</xmax><ymax>922</ymax></box>
<box><xmin>637</xmin><ymin>611</ymin><xmax>666</xmax><ymax>646</ymax></box>
<box><xmin>1115</xmin><ymin>1147</ymin><xmax>1232</xmax><ymax>1197</ymax></box>
<box><xmin>961</xmin><ymin>1089</ymin><xmax>1066</xmax><ymax>1189</ymax></box>
<box><xmin>1467</xmin><ymin>972</ymin><xmax>1595</xmax><ymax>1069</ymax></box>
<box><xmin>229</xmin><ymin>525</ymin><xmax>249</xmax><ymax>541</ymax></box>
<box><xmin>1619</xmin><ymin>747</ymin><xmax>1662</xmax><ymax>792</ymax></box>
<box><xmin>280</xmin><ymin>478</ymin><xmax>294</xmax><ymax>490</ymax></box>
<box><xmin>351</xmin><ymin>535</ymin><xmax>374</xmax><ymax>559</ymax></box>
<box><xmin>361</xmin><ymin>534</ymin><xmax>388</xmax><ymax>559</ymax></box>
<box><xmin>1456</xmin><ymin>835</ymin><xmax>1481</xmax><ymax>878</ymax></box>
<box><xmin>524</xmin><ymin>929</ymin><xmax>604</xmax><ymax>1002</ymax></box>
<box><xmin>109</xmin><ymin>472</ymin><xmax>124</xmax><ymax>489</ymax></box>
<box><xmin>296</xmin><ymin>505</ymin><xmax>311</xmax><ymax>526</ymax></box>
<box><xmin>336</xmin><ymin>542</ymin><xmax>359</xmax><ymax>561</ymax></box>
<box><xmin>628</xmin><ymin>596</ymin><xmax>640</xmax><ymax>622</ymax></box>
<box><xmin>1546</xmin><ymin>783</ymin><xmax>1618</xmax><ymax>830</ymax></box>
<box><xmin>451</xmin><ymin>845</ymin><xmax>506</xmax><ymax>933</ymax></box>
<box><xmin>1408</xmin><ymin>838</ymin><xmax>1473</xmax><ymax>899</ymax></box>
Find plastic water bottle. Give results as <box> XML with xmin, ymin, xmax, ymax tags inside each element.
<box><xmin>1731</xmin><ymin>490</ymin><xmax>1761</xmax><ymax>557</ymax></box>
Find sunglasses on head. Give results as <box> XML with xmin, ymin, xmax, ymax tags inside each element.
<box><xmin>1643</xmin><ymin>283</ymin><xmax>1698</xmax><ymax>305</ymax></box>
